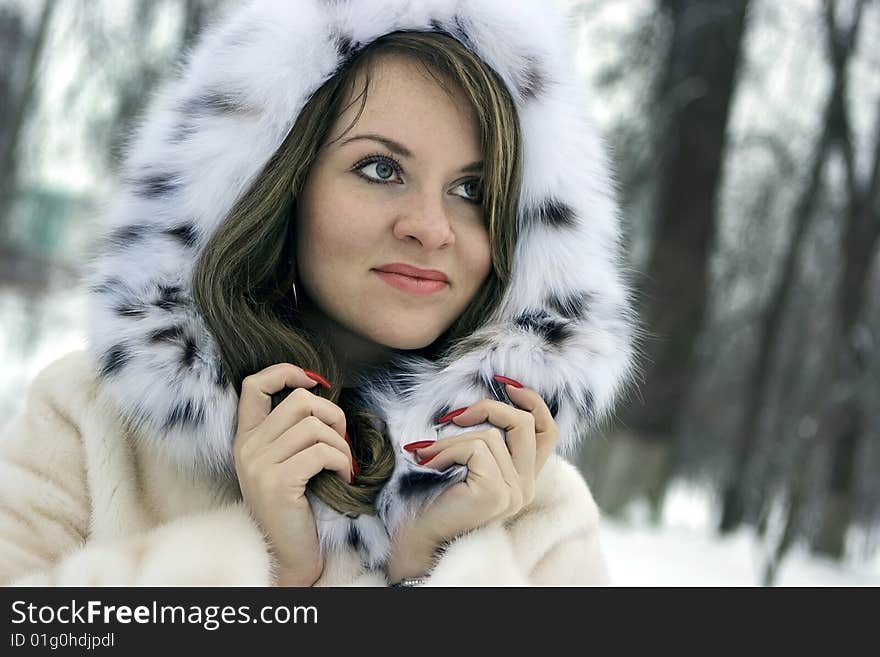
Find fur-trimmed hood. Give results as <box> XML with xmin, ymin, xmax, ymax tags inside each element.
<box><xmin>84</xmin><ymin>0</ymin><xmax>638</xmax><ymax>567</ymax></box>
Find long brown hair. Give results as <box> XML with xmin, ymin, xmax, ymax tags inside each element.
<box><xmin>193</xmin><ymin>30</ymin><xmax>522</xmax><ymax>516</ymax></box>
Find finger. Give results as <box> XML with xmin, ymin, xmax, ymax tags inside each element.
<box><xmin>261</xmin><ymin>416</ymin><xmax>352</xmax><ymax>466</ymax></box>
<box><xmin>417</xmin><ymin>430</ymin><xmax>522</xmax><ymax>511</ymax></box>
<box><xmin>419</xmin><ymin>439</ymin><xmax>503</xmax><ymax>484</ymax></box>
<box><xmin>278</xmin><ymin>441</ymin><xmax>352</xmax><ymax>486</ymax></box>
<box><xmin>498</xmin><ymin>384</ymin><xmax>558</xmax><ymax>476</ymax></box>
<box><xmin>500</xmin><ymin>384</ymin><xmax>554</xmax><ymax>435</ymax></box>
<box><xmin>237</xmin><ymin>363</ymin><xmax>321</xmax><ymax>434</ymax></box>
<box><xmin>419</xmin><ymin>440</ymin><xmax>510</xmax><ymax>517</ymax></box>
<box><xmin>448</xmin><ymin>398</ymin><xmax>536</xmax><ymax>484</ymax></box>
<box><xmin>416</xmin><ymin>428</ymin><xmax>519</xmax><ymax>487</ymax></box>
<box><xmin>257</xmin><ymin>387</ymin><xmax>347</xmax><ymax>448</ymax></box>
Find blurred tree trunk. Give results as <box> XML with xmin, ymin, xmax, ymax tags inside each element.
<box><xmin>182</xmin><ymin>0</ymin><xmax>211</xmax><ymax>49</ymax></box>
<box><xmin>761</xmin><ymin>0</ymin><xmax>876</xmax><ymax>581</ymax></box>
<box><xmin>0</xmin><ymin>7</ymin><xmax>27</xmax><ymax>243</ymax></box>
<box><xmin>0</xmin><ymin>0</ymin><xmax>57</xmax><ymax>245</ymax></box>
<box><xmin>720</xmin><ymin>0</ymin><xmax>866</xmax><ymax>535</ymax></box>
<box><xmin>615</xmin><ymin>0</ymin><xmax>750</xmax><ymax>517</ymax></box>
<box><xmin>810</xmin><ymin>97</ymin><xmax>880</xmax><ymax>559</ymax></box>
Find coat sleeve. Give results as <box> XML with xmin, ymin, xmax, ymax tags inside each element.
<box><xmin>6</xmin><ymin>505</ymin><xmax>275</xmax><ymax>587</ymax></box>
<box><xmin>408</xmin><ymin>455</ymin><xmax>611</xmax><ymax>586</ymax></box>
<box><xmin>0</xmin><ymin>352</ymin><xmax>274</xmax><ymax>587</ymax></box>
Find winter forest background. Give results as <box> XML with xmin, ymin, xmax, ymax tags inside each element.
<box><xmin>1</xmin><ymin>0</ymin><xmax>878</xmax><ymax>586</ymax></box>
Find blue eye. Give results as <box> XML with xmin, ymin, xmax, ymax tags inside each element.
<box><xmin>361</xmin><ymin>161</ymin><xmax>396</xmax><ymax>181</ymax></box>
<box><xmin>354</xmin><ymin>155</ymin><xmax>402</xmax><ymax>184</ymax></box>
<box><xmin>456</xmin><ymin>179</ymin><xmax>483</xmax><ymax>203</ymax></box>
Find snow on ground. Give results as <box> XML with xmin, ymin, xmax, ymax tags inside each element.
<box><xmin>600</xmin><ymin>483</ymin><xmax>880</xmax><ymax>586</ymax></box>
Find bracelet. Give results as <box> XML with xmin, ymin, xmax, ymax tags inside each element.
<box><xmin>389</xmin><ymin>576</ymin><xmax>427</xmax><ymax>587</ymax></box>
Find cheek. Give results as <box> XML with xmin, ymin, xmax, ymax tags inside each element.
<box><xmin>462</xmin><ymin>225</ymin><xmax>493</xmax><ymax>284</ymax></box>
<box><xmin>298</xmin><ymin>192</ymin><xmax>370</xmax><ymax>259</ymax></box>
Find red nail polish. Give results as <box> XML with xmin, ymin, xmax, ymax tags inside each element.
<box><xmin>344</xmin><ymin>431</ymin><xmax>350</xmax><ymax>444</ymax></box>
<box><xmin>303</xmin><ymin>369</ymin><xmax>332</xmax><ymax>389</ymax></box>
<box><xmin>352</xmin><ymin>456</ymin><xmax>360</xmax><ymax>477</ymax></box>
<box><xmin>437</xmin><ymin>407</ymin><xmax>468</xmax><ymax>424</ymax></box>
<box><xmin>403</xmin><ymin>440</ymin><xmax>434</xmax><ymax>452</ymax></box>
<box><xmin>493</xmin><ymin>374</ymin><xmax>523</xmax><ymax>388</ymax></box>
<box><xmin>417</xmin><ymin>457</ymin><xmax>433</xmax><ymax>466</ymax></box>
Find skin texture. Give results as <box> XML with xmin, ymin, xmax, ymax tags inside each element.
<box><xmin>294</xmin><ymin>53</ymin><xmax>492</xmax><ymax>379</ymax></box>
<box><xmin>235</xmin><ymin>54</ymin><xmax>561</xmax><ymax>585</ymax></box>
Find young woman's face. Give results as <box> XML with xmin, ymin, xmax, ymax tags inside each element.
<box><xmin>295</xmin><ymin>54</ymin><xmax>491</xmax><ymax>353</ymax></box>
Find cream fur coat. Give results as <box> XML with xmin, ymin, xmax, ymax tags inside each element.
<box><xmin>1</xmin><ymin>350</ymin><xmax>610</xmax><ymax>586</ymax></box>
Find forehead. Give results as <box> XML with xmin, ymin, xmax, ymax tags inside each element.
<box><xmin>328</xmin><ymin>53</ymin><xmax>480</xmax><ymax>152</ymax></box>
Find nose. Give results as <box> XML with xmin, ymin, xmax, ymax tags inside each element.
<box><xmin>392</xmin><ymin>190</ymin><xmax>455</xmax><ymax>249</ymax></box>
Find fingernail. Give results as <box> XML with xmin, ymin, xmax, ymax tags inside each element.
<box><xmin>303</xmin><ymin>369</ymin><xmax>332</xmax><ymax>389</ymax></box>
<box><xmin>493</xmin><ymin>374</ymin><xmax>523</xmax><ymax>388</ymax></box>
<box><xmin>417</xmin><ymin>457</ymin><xmax>433</xmax><ymax>466</ymax></box>
<box><xmin>437</xmin><ymin>407</ymin><xmax>468</xmax><ymax>424</ymax></box>
<box><xmin>403</xmin><ymin>440</ymin><xmax>435</xmax><ymax>452</ymax></box>
<box><xmin>344</xmin><ymin>431</ymin><xmax>350</xmax><ymax>444</ymax></box>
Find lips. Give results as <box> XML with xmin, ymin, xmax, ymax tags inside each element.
<box><xmin>374</xmin><ymin>263</ymin><xmax>448</xmax><ymax>282</ymax></box>
<box><xmin>373</xmin><ymin>270</ymin><xmax>448</xmax><ymax>296</ymax></box>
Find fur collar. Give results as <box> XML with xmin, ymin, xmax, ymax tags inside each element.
<box><xmin>84</xmin><ymin>0</ymin><xmax>638</xmax><ymax>567</ymax></box>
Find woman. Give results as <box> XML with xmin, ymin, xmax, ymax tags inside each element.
<box><xmin>1</xmin><ymin>0</ymin><xmax>637</xmax><ymax>586</ymax></box>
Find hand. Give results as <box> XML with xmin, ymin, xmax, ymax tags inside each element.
<box><xmin>387</xmin><ymin>382</ymin><xmax>559</xmax><ymax>581</ymax></box>
<box><xmin>233</xmin><ymin>363</ymin><xmax>352</xmax><ymax>587</ymax></box>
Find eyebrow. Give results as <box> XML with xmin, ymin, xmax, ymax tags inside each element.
<box><xmin>339</xmin><ymin>133</ymin><xmax>483</xmax><ymax>174</ymax></box>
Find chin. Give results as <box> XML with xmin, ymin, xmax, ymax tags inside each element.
<box><xmin>373</xmin><ymin>326</ymin><xmax>441</xmax><ymax>351</ymax></box>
